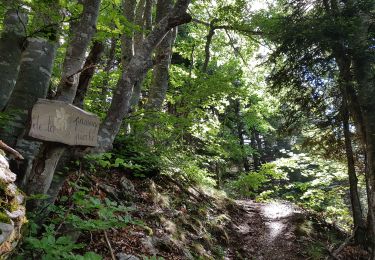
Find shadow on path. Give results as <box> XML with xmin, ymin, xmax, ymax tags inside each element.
<box><xmin>226</xmin><ymin>200</ymin><xmax>305</xmax><ymax>260</ymax></box>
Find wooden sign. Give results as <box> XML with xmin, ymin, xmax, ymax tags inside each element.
<box><xmin>29</xmin><ymin>99</ymin><xmax>100</xmax><ymax>146</ymax></box>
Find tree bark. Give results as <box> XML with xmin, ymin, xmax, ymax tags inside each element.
<box><xmin>0</xmin><ymin>8</ymin><xmax>27</xmax><ymax>111</ymax></box>
<box><xmin>128</xmin><ymin>0</ymin><xmax>154</xmax><ymax>110</ymax></box>
<box><xmin>145</xmin><ymin>0</ymin><xmax>176</xmax><ymax>110</ymax></box>
<box><xmin>55</xmin><ymin>0</ymin><xmax>101</xmax><ymax>104</ymax></box>
<box><xmin>121</xmin><ymin>0</ymin><xmax>136</xmax><ymax>67</ymax></box>
<box><xmin>97</xmin><ymin>0</ymin><xmax>192</xmax><ymax>151</ymax></box>
<box><xmin>350</xmin><ymin>10</ymin><xmax>375</xmax><ymax>254</ymax></box>
<box><xmin>233</xmin><ymin>99</ymin><xmax>250</xmax><ymax>172</ymax></box>
<box><xmin>101</xmin><ymin>37</ymin><xmax>117</xmax><ymax>105</ymax></box>
<box><xmin>342</xmin><ymin>97</ymin><xmax>367</xmax><ymax>245</ymax></box>
<box><xmin>1</xmin><ymin>38</ymin><xmax>56</xmax><ymax>147</ymax></box>
<box><xmin>202</xmin><ymin>19</ymin><xmax>216</xmax><ymax>73</ymax></box>
<box><xmin>251</xmin><ymin>133</ymin><xmax>260</xmax><ymax>171</ymax></box>
<box><xmin>24</xmin><ymin>0</ymin><xmax>101</xmax><ymax>203</ymax></box>
<box><xmin>73</xmin><ymin>40</ymin><xmax>105</xmax><ymax>108</ymax></box>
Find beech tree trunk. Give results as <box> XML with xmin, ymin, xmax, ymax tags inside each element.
<box><xmin>0</xmin><ymin>9</ymin><xmax>27</xmax><ymax>110</ymax></box>
<box><xmin>100</xmin><ymin>37</ymin><xmax>117</xmax><ymax>105</ymax></box>
<box><xmin>129</xmin><ymin>0</ymin><xmax>154</xmax><ymax>110</ymax></box>
<box><xmin>25</xmin><ymin>0</ymin><xmax>191</xmax><ymax>203</ymax></box>
<box><xmin>1</xmin><ymin>38</ymin><xmax>56</xmax><ymax>146</ymax></box>
<box><xmin>121</xmin><ymin>0</ymin><xmax>136</xmax><ymax>67</ymax></box>
<box><xmin>233</xmin><ymin>99</ymin><xmax>250</xmax><ymax>172</ymax></box>
<box><xmin>145</xmin><ymin>0</ymin><xmax>176</xmax><ymax>110</ymax></box>
<box><xmin>97</xmin><ymin>0</ymin><xmax>192</xmax><ymax>150</ymax></box>
<box><xmin>24</xmin><ymin>0</ymin><xmax>101</xmax><ymax>202</ymax></box>
<box><xmin>73</xmin><ymin>41</ymin><xmax>105</xmax><ymax>108</ymax></box>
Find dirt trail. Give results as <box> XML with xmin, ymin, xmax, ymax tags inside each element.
<box><xmin>227</xmin><ymin>200</ymin><xmax>306</xmax><ymax>260</ymax></box>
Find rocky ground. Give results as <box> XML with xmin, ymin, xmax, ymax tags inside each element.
<box><xmin>48</xmin><ymin>170</ymin><xmax>368</xmax><ymax>260</ymax></box>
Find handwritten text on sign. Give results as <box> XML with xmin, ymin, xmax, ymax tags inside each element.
<box><xmin>29</xmin><ymin>99</ymin><xmax>100</xmax><ymax>146</ymax></box>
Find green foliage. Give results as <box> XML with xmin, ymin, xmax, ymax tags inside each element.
<box><xmin>228</xmin><ymin>163</ymin><xmax>282</xmax><ymax>198</ymax></box>
<box><xmin>84</xmin><ymin>152</ymin><xmax>143</xmax><ymax>173</ymax></box>
<box><xmin>18</xmin><ymin>224</ymin><xmax>101</xmax><ymax>260</ymax></box>
<box><xmin>19</xmin><ymin>181</ymin><xmax>136</xmax><ymax>259</ymax></box>
<box><xmin>255</xmin><ymin>151</ymin><xmax>355</xmax><ymax>230</ymax></box>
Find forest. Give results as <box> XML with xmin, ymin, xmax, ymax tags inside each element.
<box><xmin>0</xmin><ymin>0</ymin><xmax>374</xmax><ymax>259</ymax></box>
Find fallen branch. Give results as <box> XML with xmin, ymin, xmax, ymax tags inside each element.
<box><xmin>332</xmin><ymin>227</ymin><xmax>356</xmax><ymax>258</ymax></box>
<box><xmin>0</xmin><ymin>140</ymin><xmax>24</xmax><ymax>160</ymax></box>
<box><xmin>104</xmin><ymin>230</ymin><xmax>116</xmax><ymax>260</ymax></box>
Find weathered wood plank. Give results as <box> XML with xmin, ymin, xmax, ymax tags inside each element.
<box><xmin>28</xmin><ymin>99</ymin><xmax>100</xmax><ymax>146</ymax></box>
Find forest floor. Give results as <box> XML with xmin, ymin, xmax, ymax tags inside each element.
<box><xmin>59</xmin><ymin>171</ymin><xmax>367</xmax><ymax>260</ymax></box>
<box><xmin>226</xmin><ymin>200</ymin><xmax>305</xmax><ymax>259</ymax></box>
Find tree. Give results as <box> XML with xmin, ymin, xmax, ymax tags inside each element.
<box><xmin>0</xmin><ymin>7</ymin><xmax>27</xmax><ymax>110</ymax></box>
<box><xmin>260</xmin><ymin>0</ymin><xmax>374</xmax><ymax>248</ymax></box>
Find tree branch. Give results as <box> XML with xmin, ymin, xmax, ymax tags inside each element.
<box><xmin>0</xmin><ymin>140</ymin><xmax>24</xmax><ymax>160</ymax></box>
<box><xmin>191</xmin><ymin>18</ymin><xmax>264</xmax><ymax>36</ymax></box>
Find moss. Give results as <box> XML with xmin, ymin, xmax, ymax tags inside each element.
<box><xmin>0</xmin><ymin>211</ymin><xmax>11</xmax><ymax>224</ymax></box>
<box><xmin>306</xmin><ymin>241</ymin><xmax>326</xmax><ymax>259</ymax></box>
<box><xmin>8</xmin><ymin>198</ymin><xmax>19</xmax><ymax>212</ymax></box>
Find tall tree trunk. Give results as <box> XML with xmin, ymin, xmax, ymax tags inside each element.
<box><xmin>350</xmin><ymin>10</ymin><xmax>375</xmax><ymax>254</ymax></box>
<box><xmin>1</xmin><ymin>38</ymin><xmax>56</xmax><ymax>146</ymax></box>
<box><xmin>233</xmin><ymin>99</ymin><xmax>250</xmax><ymax>172</ymax></box>
<box><xmin>0</xmin><ymin>9</ymin><xmax>27</xmax><ymax>110</ymax></box>
<box><xmin>121</xmin><ymin>0</ymin><xmax>136</xmax><ymax>67</ymax></box>
<box><xmin>251</xmin><ymin>133</ymin><xmax>260</xmax><ymax>171</ymax></box>
<box><xmin>97</xmin><ymin>0</ymin><xmax>191</xmax><ymax>151</ymax></box>
<box><xmin>3</xmin><ymin>37</ymin><xmax>57</xmax><ymax>188</ymax></box>
<box><xmin>145</xmin><ymin>0</ymin><xmax>176</xmax><ymax>110</ymax></box>
<box><xmin>24</xmin><ymin>0</ymin><xmax>101</xmax><ymax>203</ymax></box>
<box><xmin>342</xmin><ymin>97</ymin><xmax>367</xmax><ymax>245</ymax></box>
<box><xmin>333</xmin><ymin>44</ymin><xmax>367</xmax><ymax>245</ymax></box>
<box><xmin>73</xmin><ymin>40</ymin><xmax>105</xmax><ymax>108</ymax></box>
<box><xmin>255</xmin><ymin>131</ymin><xmax>263</xmax><ymax>164</ymax></box>
<box><xmin>202</xmin><ymin>19</ymin><xmax>217</xmax><ymax>73</ymax></box>
<box><xmin>100</xmin><ymin>37</ymin><xmax>117</xmax><ymax>105</ymax></box>
<box><xmin>128</xmin><ymin>0</ymin><xmax>154</xmax><ymax>110</ymax></box>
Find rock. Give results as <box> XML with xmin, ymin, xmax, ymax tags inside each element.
<box><xmin>120</xmin><ymin>177</ymin><xmax>135</xmax><ymax>193</ymax></box>
<box><xmin>0</xmin><ymin>223</ymin><xmax>14</xmax><ymax>244</ymax></box>
<box><xmin>0</xmin><ymin>156</ymin><xmax>16</xmax><ymax>184</ymax></box>
<box><xmin>120</xmin><ymin>177</ymin><xmax>136</xmax><ymax>199</ymax></box>
<box><xmin>141</xmin><ymin>236</ymin><xmax>158</xmax><ymax>255</ymax></box>
<box><xmin>99</xmin><ymin>183</ymin><xmax>120</xmax><ymax>201</ymax></box>
<box><xmin>6</xmin><ymin>207</ymin><xmax>25</xmax><ymax>219</ymax></box>
<box><xmin>0</xmin><ymin>150</ymin><xmax>27</xmax><ymax>258</ymax></box>
<box><xmin>117</xmin><ymin>253</ymin><xmax>140</xmax><ymax>260</ymax></box>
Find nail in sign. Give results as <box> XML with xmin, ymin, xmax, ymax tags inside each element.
<box><xmin>29</xmin><ymin>99</ymin><xmax>100</xmax><ymax>146</ymax></box>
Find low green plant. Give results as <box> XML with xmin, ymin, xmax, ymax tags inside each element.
<box><xmin>18</xmin><ymin>181</ymin><xmax>137</xmax><ymax>259</ymax></box>
<box><xmin>16</xmin><ymin>224</ymin><xmax>101</xmax><ymax>260</ymax></box>
<box><xmin>229</xmin><ymin>163</ymin><xmax>282</xmax><ymax>198</ymax></box>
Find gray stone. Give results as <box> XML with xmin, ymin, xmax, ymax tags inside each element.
<box><xmin>0</xmin><ymin>223</ymin><xmax>14</xmax><ymax>244</ymax></box>
<box><xmin>0</xmin><ymin>156</ymin><xmax>16</xmax><ymax>183</ymax></box>
<box><xmin>117</xmin><ymin>253</ymin><xmax>140</xmax><ymax>260</ymax></box>
<box><xmin>120</xmin><ymin>177</ymin><xmax>135</xmax><ymax>195</ymax></box>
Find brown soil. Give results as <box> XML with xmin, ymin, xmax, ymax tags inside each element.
<box><xmin>226</xmin><ymin>200</ymin><xmax>306</xmax><ymax>259</ymax></box>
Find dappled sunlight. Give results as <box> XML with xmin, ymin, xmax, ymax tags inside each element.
<box><xmin>261</xmin><ymin>202</ymin><xmax>296</xmax><ymax>220</ymax></box>
<box><xmin>261</xmin><ymin>202</ymin><xmax>300</xmax><ymax>242</ymax></box>
<box><xmin>266</xmin><ymin>221</ymin><xmax>285</xmax><ymax>240</ymax></box>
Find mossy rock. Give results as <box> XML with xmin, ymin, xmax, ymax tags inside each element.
<box><xmin>0</xmin><ymin>151</ymin><xmax>27</xmax><ymax>259</ymax></box>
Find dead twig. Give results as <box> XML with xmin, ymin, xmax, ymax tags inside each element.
<box><xmin>104</xmin><ymin>230</ymin><xmax>116</xmax><ymax>260</ymax></box>
<box><xmin>0</xmin><ymin>140</ymin><xmax>24</xmax><ymax>160</ymax></box>
<box><xmin>332</xmin><ymin>227</ymin><xmax>356</xmax><ymax>258</ymax></box>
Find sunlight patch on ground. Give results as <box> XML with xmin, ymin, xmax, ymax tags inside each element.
<box><xmin>262</xmin><ymin>202</ymin><xmax>295</xmax><ymax>219</ymax></box>
<box><xmin>266</xmin><ymin>221</ymin><xmax>284</xmax><ymax>239</ymax></box>
<box><xmin>261</xmin><ymin>202</ymin><xmax>299</xmax><ymax>241</ymax></box>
